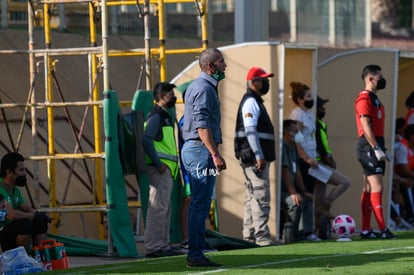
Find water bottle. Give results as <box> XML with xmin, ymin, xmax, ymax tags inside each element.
<box><xmin>31</xmin><ymin>248</ymin><xmax>41</xmax><ymax>263</ymax></box>
<box><xmin>318</xmin><ymin>217</ymin><xmax>332</xmax><ymax>240</ymax></box>
<box><xmin>283</xmin><ymin>222</ymin><xmax>295</xmax><ymax>243</ymax></box>
<box><xmin>42</xmin><ymin>245</ymin><xmax>52</xmax><ymax>263</ymax></box>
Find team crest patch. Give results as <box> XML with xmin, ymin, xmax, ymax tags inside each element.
<box><xmin>244</xmin><ymin>113</ymin><xmax>253</xmax><ymax>118</ymax></box>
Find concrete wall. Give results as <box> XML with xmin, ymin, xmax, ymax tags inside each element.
<box><xmin>317</xmin><ymin>49</ymin><xmax>398</xmax><ymax>226</ymax></box>
<box><xmin>396</xmin><ymin>54</ymin><xmax>414</xmax><ymax>119</ymax></box>
<box><xmin>173</xmin><ymin>42</ymin><xmax>317</xmax><ymax>240</ymax></box>
<box><xmin>175</xmin><ymin>45</ymin><xmax>401</xmax><ymax>239</ymax></box>
<box><xmin>0</xmin><ymin>29</ymin><xmax>406</xmax><ymax>240</ymax></box>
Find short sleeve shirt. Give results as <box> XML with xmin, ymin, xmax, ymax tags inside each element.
<box><xmin>394</xmin><ymin>141</ymin><xmax>408</xmax><ymax>165</ymax></box>
<box><xmin>355</xmin><ymin>90</ymin><xmax>385</xmax><ymax>137</ymax></box>
<box><xmin>281</xmin><ymin>141</ymin><xmax>299</xmax><ymax>192</ymax></box>
<box><xmin>0</xmin><ymin>185</ymin><xmax>24</xmax><ymax>210</ymax></box>
<box><xmin>401</xmin><ymin>139</ymin><xmax>414</xmax><ymax>170</ymax></box>
<box><xmin>288</xmin><ymin>107</ymin><xmax>317</xmax><ymax>158</ymax></box>
<box><xmin>241</xmin><ymin>98</ymin><xmax>260</xmax><ymax>127</ymax></box>
<box><xmin>405</xmin><ymin>108</ymin><xmax>414</xmax><ymax>126</ymax></box>
<box><xmin>0</xmin><ymin>179</ymin><xmax>25</xmax><ymax>226</ymax></box>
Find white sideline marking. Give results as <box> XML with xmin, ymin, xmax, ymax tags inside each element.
<box><xmin>362</xmin><ymin>246</ymin><xmax>414</xmax><ymax>254</ymax></box>
<box><xmin>52</xmin><ymin>246</ymin><xmax>414</xmax><ymax>275</ymax></box>
<box><xmin>187</xmin><ymin>246</ymin><xmax>414</xmax><ymax>275</ymax></box>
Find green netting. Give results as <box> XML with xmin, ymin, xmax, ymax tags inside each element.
<box><xmin>46</xmin><ymin>234</ymin><xmax>108</xmax><ymax>257</ymax></box>
<box><xmin>103</xmin><ymin>90</ymin><xmax>138</xmax><ymax>257</ymax></box>
<box><xmin>46</xmin><ymin>230</ymin><xmax>256</xmax><ymax>257</ymax></box>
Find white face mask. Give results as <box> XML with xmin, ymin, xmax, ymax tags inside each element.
<box><xmin>294</xmin><ymin>131</ymin><xmax>305</xmax><ymax>144</ymax></box>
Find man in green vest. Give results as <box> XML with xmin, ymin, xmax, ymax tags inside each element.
<box><xmin>142</xmin><ymin>82</ymin><xmax>181</xmax><ymax>258</ymax></box>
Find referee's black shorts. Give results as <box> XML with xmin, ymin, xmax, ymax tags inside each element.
<box><xmin>356</xmin><ymin>136</ymin><xmax>385</xmax><ymax>176</ymax></box>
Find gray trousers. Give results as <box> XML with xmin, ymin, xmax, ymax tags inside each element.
<box><xmin>281</xmin><ymin>192</ymin><xmax>313</xmax><ymax>237</ymax></box>
<box><xmin>242</xmin><ymin>163</ymin><xmax>271</xmax><ymax>245</ymax></box>
<box><xmin>144</xmin><ymin>166</ymin><xmax>173</xmax><ymax>254</ymax></box>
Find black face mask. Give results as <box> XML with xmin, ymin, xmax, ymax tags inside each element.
<box><xmin>166</xmin><ymin>96</ymin><xmax>177</xmax><ymax>109</ymax></box>
<box><xmin>304</xmin><ymin>99</ymin><xmax>314</xmax><ymax>109</ymax></box>
<box><xmin>15</xmin><ymin>175</ymin><xmax>27</xmax><ymax>187</ymax></box>
<box><xmin>260</xmin><ymin>80</ymin><xmax>270</xmax><ymax>95</ymax></box>
<box><xmin>376</xmin><ymin>78</ymin><xmax>386</xmax><ymax>90</ymax></box>
<box><xmin>317</xmin><ymin>110</ymin><xmax>326</xmax><ymax>119</ymax></box>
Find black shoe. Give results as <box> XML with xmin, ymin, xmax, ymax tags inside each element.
<box><xmin>186</xmin><ymin>256</ymin><xmax>222</xmax><ymax>267</ymax></box>
<box><xmin>360</xmin><ymin>230</ymin><xmax>378</xmax><ymax>239</ymax></box>
<box><xmin>379</xmin><ymin>228</ymin><xmax>397</xmax><ymax>239</ymax></box>
<box><xmin>168</xmin><ymin>246</ymin><xmax>187</xmax><ymax>255</ymax></box>
<box><xmin>180</xmin><ymin>241</ymin><xmax>189</xmax><ymax>250</ymax></box>
<box><xmin>146</xmin><ymin>249</ymin><xmax>176</xmax><ymax>258</ymax></box>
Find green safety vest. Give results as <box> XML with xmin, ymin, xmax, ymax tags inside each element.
<box><xmin>145</xmin><ymin>123</ymin><xmax>179</xmax><ymax>179</ymax></box>
<box><xmin>316</xmin><ymin>119</ymin><xmax>332</xmax><ymax>161</ymax></box>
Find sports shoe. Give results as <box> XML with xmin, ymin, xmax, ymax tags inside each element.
<box><xmin>180</xmin><ymin>241</ymin><xmax>189</xmax><ymax>249</ymax></box>
<box><xmin>337</xmin><ymin>235</ymin><xmax>352</xmax><ymax>242</ymax></box>
<box><xmin>186</xmin><ymin>256</ymin><xmax>222</xmax><ymax>267</ymax></box>
<box><xmin>359</xmin><ymin>230</ymin><xmax>378</xmax><ymax>239</ymax></box>
<box><xmin>168</xmin><ymin>246</ymin><xmax>187</xmax><ymax>255</ymax></box>
<box><xmin>256</xmin><ymin>238</ymin><xmax>278</xmax><ymax>246</ymax></box>
<box><xmin>145</xmin><ymin>249</ymin><xmax>176</xmax><ymax>258</ymax></box>
<box><xmin>179</xmin><ymin>241</ymin><xmax>189</xmax><ymax>253</ymax></box>
<box><xmin>379</xmin><ymin>228</ymin><xmax>397</xmax><ymax>239</ymax></box>
<box><xmin>306</xmin><ymin>233</ymin><xmax>322</xmax><ymax>241</ymax></box>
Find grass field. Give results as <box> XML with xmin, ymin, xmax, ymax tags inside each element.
<box><xmin>50</xmin><ymin>231</ymin><xmax>414</xmax><ymax>275</ymax></box>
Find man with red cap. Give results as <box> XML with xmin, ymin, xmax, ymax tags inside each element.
<box><xmin>234</xmin><ymin>67</ymin><xmax>276</xmax><ymax>246</ymax></box>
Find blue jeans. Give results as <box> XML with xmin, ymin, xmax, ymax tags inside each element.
<box><xmin>181</xmin><ymin>140</ymin><xmax>216</xmax><ymax>260</ymax></box>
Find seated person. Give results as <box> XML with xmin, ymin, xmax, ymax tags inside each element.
<box><xmin>314</xmin><ymin>96</ymin><xmax>350</xmax><ymax>220</ymax></box>
<box><xmin>281</xmin><ymin>119</ymin><xmax>320</xmax><ymax>242</ymax></box>
<box><xmin>398</xmin><ymin>123</ymin><xmax>414</xmax><ymax>222</ymax></box>
<box><xmin>391</xmin><ymin>173</ymin><xmax>414</xmax><ymax>230</ymax></box>
<box><xmin>0</xmin><ymin>152</ymin><xmax>49</xmax><ymax>253</ymax></box>
<box><xmin>0</xmin><ymin>194</ymin><xmax>6</xmax><ymax>222</ymax></box>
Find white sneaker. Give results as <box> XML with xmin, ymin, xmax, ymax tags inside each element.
<box><xmin>337</xmin><ymin>235</ymin><xmax>352</xmax><ymax>242</ymax></box>
<box><xmin>306</xmin><ymin>233</ymin><xmax>322</xmax><ymax>241</ymax></box>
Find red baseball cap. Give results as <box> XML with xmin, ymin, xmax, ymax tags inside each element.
<box><xmin>246</xmin><ymin>67</ymin><xmax>274</xmax><ymax>81</ymax></box>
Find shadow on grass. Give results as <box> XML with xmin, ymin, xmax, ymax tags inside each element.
<box><xmin>48</xmin><ymin>231</ymin><xmax>414</xmax><ymax>274</ymax></box>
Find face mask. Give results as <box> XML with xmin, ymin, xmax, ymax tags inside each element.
<box><xmin>166</xmin><ymin>96</ymin><xmax>177</xmax><ymax>109</ymax></box>
<box><xmin>211</xmin><ymin>64</ymin><xmax>225</xmax><ymax>81</ymax></box>
<box><xmin>294</xmin><ymin>131</ymin><xmax>305</xmax><ymax>144</ymax></box>
<box><xmin>212</xmin><ymin>70</ymin><xmax>225</xmax><ymax>81</ymax></box>
<box><xmin>304</xmin><ymin>99</ymin><xmax>314</xmax><ymax>109</ymax></box>
<box><xmin>0</xmin><ymin>209</ymin><xmax>7</xmax><ymax>222</ymax></box>
<box><xmin>376</xmin><ymin>78</ymin><xmax>386</xmax><ymax>90</ymax></box>
<box><xmin>317</xmin><ymin>110</ymin><xmax>326</xmax><ymax>119</ymax></box>
<box><xmin>260</xmin><ymin>80</ymin><xmax>270</xmax><ymax>95</ymax></box>
<box><xmin>15</xmin><ymin>175</ymin><xmax>27</xmax><ymax>187</ymax></box>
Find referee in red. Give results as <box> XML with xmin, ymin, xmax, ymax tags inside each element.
<box><xmin>355</xmin><ymin>64</ymin><xmax>396</xmax><ymax>239</ymax></box>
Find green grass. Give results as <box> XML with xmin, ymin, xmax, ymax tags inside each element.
<box><xmin>50</xmin><ymin>231</ymin><xmax>414</xmax><ymax>274</ymax></box>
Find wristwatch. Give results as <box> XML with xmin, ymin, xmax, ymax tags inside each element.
<box><xmin>373</xmin><ymin>145</ymin><xmax>380</xmax><ymax>150</ymax></box>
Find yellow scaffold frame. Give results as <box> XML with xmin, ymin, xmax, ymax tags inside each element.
<box><xmin>0</xmin><ymin>0</ymin><xmax>208</xmax><ymax>240</ymax></box>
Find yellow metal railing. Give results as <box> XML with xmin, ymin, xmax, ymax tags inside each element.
<box><xmin>16</xmin><ymin>0</ymin><xmax>208</xmax><ymax>240</ymax></box>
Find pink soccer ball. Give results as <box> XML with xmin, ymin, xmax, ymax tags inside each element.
<box><xmin>332</xmin><ymin>214</ymin><xmax>356</xmax><ymax>237</ymax></box>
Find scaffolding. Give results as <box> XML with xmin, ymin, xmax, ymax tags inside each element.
<box><xmin>0</xmin><ymin>0</ymin><xmax>208</xmax><ymax>241</ymax></box>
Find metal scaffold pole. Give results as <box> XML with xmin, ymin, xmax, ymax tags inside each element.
<box><xmin>102</xmin><ymin>0</ymin><xmax>110</xmax><ymax>92</ymax></box>
<box><xmin>144</xmin><ymin>0</ymin><xmax>152</xmax><ymax>90</ymax></box>
<box><xmin>0</xmin><ymin>0</ymin><xmax>210</xmax><ymax>247</ymax></box>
